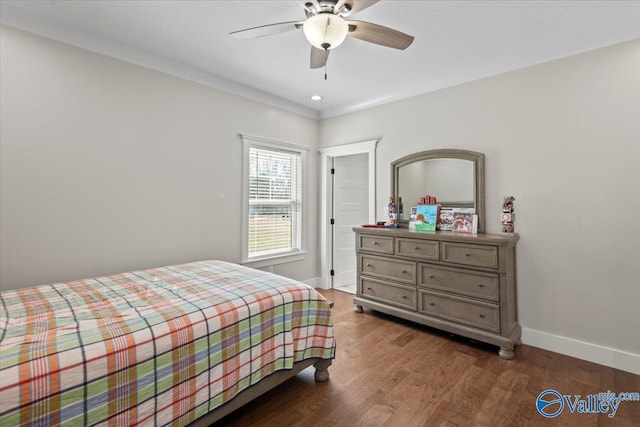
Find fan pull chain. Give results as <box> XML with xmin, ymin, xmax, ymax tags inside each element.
<box><xmin>322</xmin><ymin>16</ymin><xmax>329</xmax><ymax>81</ymax></box>
<box><xmin>324</xmin><ymin>51</ymin><xmax>328</xmax><ymax>80</ymax></box>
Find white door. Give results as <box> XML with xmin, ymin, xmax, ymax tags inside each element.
<box><xmin>332</xmin><ymin>153</ymin><xmax>369</xmax><ymax>288</ymax></box>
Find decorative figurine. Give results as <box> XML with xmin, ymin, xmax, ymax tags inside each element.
<box><xmin>386</xmin><ymin>196</ymin><xmax>398</xmax><ymax>228</ymax></box>
<box><xmin>501</xmin><ymin>196</ymin><xmax>515</xmax><ymax>233</ymax></box>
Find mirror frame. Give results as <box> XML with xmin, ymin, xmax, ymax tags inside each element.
<box><xmin>391</xmin><ymin>149</ymin><xmax>486</xmax><ymax>233</ymax></box>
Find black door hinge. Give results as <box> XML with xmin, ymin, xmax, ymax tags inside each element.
<box><xmin>331</xmin><ymin>168</ymin><xmax>335</xmax><ymax>175</ymax></box>
<box><xmin>330</xmin><ymin>218</ymin><xmax>335</xmax><ymax>225</ymax></box>
<box><xmin>330</xmin><ymin>269</ymin><xmax>335</xmax><ymax>276</ymax></box>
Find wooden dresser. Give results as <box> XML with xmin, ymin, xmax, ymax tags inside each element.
<box><xmin>353</xmin><ymin>227</ymin><xmax>520</xmax><ymax>359</ymax></box>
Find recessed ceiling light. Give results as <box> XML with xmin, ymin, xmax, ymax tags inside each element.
<box><xmin>310</xmin><ymin>95</ymin><xmax>322</xmax><ymax>101</ymax></box>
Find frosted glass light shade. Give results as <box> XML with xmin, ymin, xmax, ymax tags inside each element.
<box><xmin>303</xmin><ymin>13</ymin><xmax>348</xmax><ymax>50</ymax></box>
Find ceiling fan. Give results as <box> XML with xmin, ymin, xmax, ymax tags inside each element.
<box><xmin>230</xmin><ymin>0</ymin><xmax>414</xmax><ymax>70</ymax></box>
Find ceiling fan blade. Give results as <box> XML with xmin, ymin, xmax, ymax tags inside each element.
<box><xmin>230</xmin><ymin>21</ymin><xmax>302</xmax><ymax>40</ymax></box>
<box><xmin>347</xmin><ymin>20</ymin><xmax>414</xmax><ymax>50</ymax></box>
<box><xmin>310</xmin><ymin>46</ymin><xmax>329</xmax><ymax>69</ymax></box>
<box><xmin>336</xmin><ymin>0</ymin><xmax>380</xmax><ymax>15</ymax></box>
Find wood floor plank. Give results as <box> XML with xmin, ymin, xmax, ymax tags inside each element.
<box><xmin>212</xmin><ymin>289</ymin><xmax>640</xmax><ymax>427</ymax></box>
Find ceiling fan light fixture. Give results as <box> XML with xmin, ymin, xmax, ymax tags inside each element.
<box><xmin>303</xmin><ymin>13</ymin><xmax>348</xmax><ymax>50</ymax></box>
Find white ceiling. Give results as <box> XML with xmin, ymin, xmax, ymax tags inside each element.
<box><xmin>1</xmin><ymin>1</ymin><xmax>639</xmax><ymax>119</ymax></box>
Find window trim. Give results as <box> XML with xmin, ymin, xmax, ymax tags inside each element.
<box><xmin>240</xmin><ymin>134</ymin><xmax>308</xmax><ymax>268</ymax></box>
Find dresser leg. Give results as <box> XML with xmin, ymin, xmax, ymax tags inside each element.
<box><xmin>498</xmin><ymin>347</ymin><xmax>515</xmax><ymax>360</ymax></box>
<box><xmin>354</xmin><ymin>304</ymin><xmax>363</xmax><ymax>313</ymax></box>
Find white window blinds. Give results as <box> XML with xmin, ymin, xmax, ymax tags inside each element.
<box><xmin>248</xmin><ymin>146</ymin><xmax>302</xmax><ymax>258</ymax></box>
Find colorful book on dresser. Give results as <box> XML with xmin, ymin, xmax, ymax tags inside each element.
<box><xmin>452</xmin><ymin>208</ymin><xmax>477</xmax><ymax>234</ymax></box>
<box><xmin>413</xmin><ymin>204</ymin><xmax>440</xmax><ymax>231</ymax></box>
<box><xmin>437</xmin><ymin>208</ymin><xmax>455</xmax><ymax>231</ymax></box>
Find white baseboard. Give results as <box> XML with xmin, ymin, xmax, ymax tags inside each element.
<box><xmin>303</xmin><ymin>277</ymin><xmax>328</xmax><ymax>289</ymax></box>
<box><xmin>522</xmin><ymin>327</ymin><xmax>640</xmax><ymax>375</ymax></box>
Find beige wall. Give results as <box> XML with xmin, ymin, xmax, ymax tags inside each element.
<box><xmin>0</xmin><ymin>25</ymin><xmax>319</xmax><ymax>288</ymax></box>
<box><xmin>320</xmin><ymin>39</ymin><xmax>640</xmax><ymax>371</ymax></box>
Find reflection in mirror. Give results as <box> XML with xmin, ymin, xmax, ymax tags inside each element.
<box><xmin>398</xmin><ymin>159</ymin><xmax>475</xmax><ymax>208</ymax></box>
<box><xmin>391</xmin><ymin>149</ymin><xmax>485</xmax><ymax>233</ymax></box>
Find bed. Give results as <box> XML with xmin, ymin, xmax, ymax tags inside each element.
<box><xmin>0</xmin><ymin>260</ymin><xmax>336</xmax><ymax>426</ymax></box>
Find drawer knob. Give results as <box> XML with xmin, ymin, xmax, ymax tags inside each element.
<box><xmin>479</xmin><ymin>314</ymin><xmax>485</xmax><ymax>319</ymax></box>
<box><xmin>414</xmin><ymin>247</ymin><xmax>421</xmax><ymax>251</ymax></box>
<box><xmin>429</xmin><ymin>275</ymin><xmax>435</xmax><ymax>279</ymax></box>
<box><xmin>401</xmin><ymin>270</ymin><xmax>408</xmax><ymax>274</ymax></box>
<box><xmin>478</xmin><ymin>284</ymin><xmax>485</xmax><ymax>288</ymax></box>
<box><xmin>366</xmin><ymin>263</ymin><xmax>372</xmax><ymax>267</ymax></box>
<box><xmin>373</xmin><ymin>241</ymin><xmax>379</xmax><ymax>245</ymax></box>
<box><xmin>367</xmin><ymin>287</ymin><xmax>373</xmax><ymax>291</ymax></box>
<box><xmin>402</xmin><ymin>296</ymin><xmax>408</xmax><ymax>299</ymax></box>
<box><xmin>429</xmin><ymin>302</ymin><xmax>435</xmax><ymax>306</ymax></box>
<box><xmin>466</xmin><ymin>252</ymin><xmax>472</xmax><ymax>257</ymax></box>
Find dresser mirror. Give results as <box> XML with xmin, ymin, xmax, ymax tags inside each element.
<box><xmin>391</xmin><ymin>149</ymin><xmax>485</xmax><ymax>233</ymax></box>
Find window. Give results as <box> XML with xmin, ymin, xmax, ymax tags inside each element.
<box><xmin>241</xmin><ymin>135</ymin><xmax>306</xmax><ymax>266</ymax></box>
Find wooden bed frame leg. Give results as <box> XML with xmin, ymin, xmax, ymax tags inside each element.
<box><xmin>313</xmin><ymin>359</ymin><xmax>331</xmax><ymax>382</ymax></box>
<box><xmin>354</xmin><ymin>304</ymin><xmax>363</xmax><ymax>313</ymax></box>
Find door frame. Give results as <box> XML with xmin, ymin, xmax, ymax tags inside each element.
<box><xmin>318</xmin><ymin>140</ymin><xmax>378</xmax><ymax>289</ymax></box>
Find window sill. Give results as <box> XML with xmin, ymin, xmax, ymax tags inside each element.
<box><xmin>241</xmin><ymin>251</ymin><xmax>307</xmax><ymax>269</ymax></box>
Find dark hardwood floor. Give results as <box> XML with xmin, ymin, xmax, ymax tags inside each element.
<box><xmin>213</xmin><ymin>289</ymin><xmax>639</xmax><ymax>426</ymax></box>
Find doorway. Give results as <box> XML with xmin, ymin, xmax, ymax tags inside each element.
<box><xmin>319</xmin><ymin>140</ymin><xmax>377</xmax><ymax>291</ymax></box>
<box><xmin>332</xmin><ymin>153</ymin><xmax>369</xmax><ymax>293</ymax></box>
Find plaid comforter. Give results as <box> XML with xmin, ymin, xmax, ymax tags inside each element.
<box><xmin>0</xmin><ymin>260</ymin><xmax>336</xmax><ymax>426</ymax></box>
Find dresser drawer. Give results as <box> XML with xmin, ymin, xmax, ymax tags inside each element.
<box><xmin>419</xmin><ymin>290</ymin><xmax>500</xmax><ymax>333</ymax></box>
<box><xmin>357</xmin><ymin>234</ymin><xmax>394</xmax><ymax>254</ymax></box>
<box><xmin>418</xmin><ymin>265</ymin><xmax>499</xmax><ymax>302</ymax></box>
<box><xmin>360</xmin><ymin>277</ymin><xmax>417</xmax><ymax>310</ymax></box>
<box><xmin>441</xmin><ymin>242</ymin><xmax>498</xmax><ymax>269</ymax></box>
<box><xmin>359</xmin><ymin>255</ymin><xmax>416</xmax><ymax>284</ymax></box>
<box><xmin>396</xmin><ymin>238</ymin><xmax>439</xmax><ymax>261</ymax></box>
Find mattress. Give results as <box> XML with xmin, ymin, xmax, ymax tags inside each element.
<box><xmin>0</xmin><ymin>260</ymin><xmax>336</xmax><ymax>426</ymax></box>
